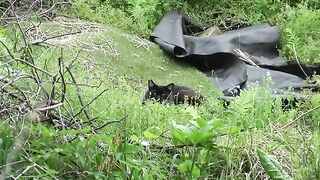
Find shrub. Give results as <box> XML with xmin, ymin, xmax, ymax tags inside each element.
<box><xmin>70</xmin><ymin>0</ymin><xmax>320</xmax><ymax>63</ymax></box>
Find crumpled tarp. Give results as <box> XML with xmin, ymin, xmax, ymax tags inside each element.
<box><xmin>149</xmin><ymin>11</ymin><xmax>320</xmax><ymax>102</ymax></box>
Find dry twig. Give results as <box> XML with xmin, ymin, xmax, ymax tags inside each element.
<box><xmin>233</xmin><ymin>48</ymin><xmax>260</xmax><ymax>68</ymax></box>
<box><xmin>281</xmin><ymin>104</ymin><xmax>320</xmax><ymax>130</ymax></box>
<box><xmin>0</xmin><ymin>2</ymin><xmax>116</xmax><ymax>178</ymax></box>
<box><xmin>123</xmin><ymin>34</ymin><xmax>151</xmax><ymax>52</ymax></box>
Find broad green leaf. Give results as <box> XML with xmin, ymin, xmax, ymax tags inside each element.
<box><xmin>196</xmin><ymin>118</ymin><xmax>208</xmax><ymax>128</ymax></box>
<box><xmin>175</xmin><ymin>125</ymin><xmax>192</xmax><ymax>135</ymax></box>
<box><xmin>87</xmin><ymin>134</ymin><xmax>112</xmax><ymax>147</ymax></box>
<box><xmin>178</xmin><ymin>160</ymin><xmax>201</xmax><ymax>178</ymax></box>
<box><xmin>199</xmin><ymin>149</ymin><xmax>208</xmax><ymax>164</ymax></box>
<box><xmin>189</xmin><ymin>120</ymin><xmax>200</xmax><ymax>128</ymax></box>
<box><xmin>172</xmin><ymin>131</ymin><xmax>188</xmax><ymax>145</ymax></box>
<box><xmin>119</xmin><ymin>144</ymin><xmax>138</xmax><ymax>153</ymax></box>
<box><xmin>199</xmin><ymin>125</ymin><xmax>213</xmax><ymax>133</ymax></box>
<box><xmin>191</xmin><ymin>164</ymin><xmax>201</xmax><ymax>178</ymax></box>
<box><xmin>197</xmin><ymin>133</ymin><xmax>214</xmax><ymax>146</ymax></box>
<box><xmin>178</xmin><ymin>160</ymin><xmax>191</xmax><ymax>173</ymax></box>
<box><xmin>311</xmin><ymin>94</ymin><xmax>320</xmax><ymax>107</ymax></box>
<box><xmin>208</xmin><ymin>119</ymin><xmax>224</xmax><ymax>128</ymax></box>
<box><xmin>38</xmin><ymin>124</ymin><xmax>55</xmax><ymax>138</ymax></box>
<box><xmin>257</xmin><ymin>149</ymin><xmax>292</xmax><ymax>180</ymax></box>
<box><xmin>189</xmin><ymin>128</ymin><xmax>213</xmax><ymax>146</ymax></box>
<box><xmin>189</xmin><ymin>130</ymin><xmax>202</xmax><ymax>145</ymax></box>
<box><xmin>130</xmin><ymin>135</ymin><xmax>139</xmax><ymax>141</ymax></box>
<box><xmin>143</xmin><ymin>130</ymin><xmax>158</xmax><ymax>139</ymax></box>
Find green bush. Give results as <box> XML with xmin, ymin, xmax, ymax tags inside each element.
<box><xmin>71</xmin><ymin>0</ymin><xmax>185</xmax><ymax>37</ymax></box>
<box><xmin>70</xmin><ymin>0</ymin><xmax>320</xmax><ymax>63</ymax></box>
<box><xmin>277</xmin><ymin>4</ymin><xmax>320</xmax><ymax>63</ymax></box>
<box><xmin>2</xmin><ymin>1</ymin><xmax>320</xmax><ymax>178</ymax></box>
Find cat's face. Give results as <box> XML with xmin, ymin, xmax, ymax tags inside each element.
<box><xmin>147</xmin><ymin>80</ymin><xmax>174</xmax><ymax>104</ymax></box>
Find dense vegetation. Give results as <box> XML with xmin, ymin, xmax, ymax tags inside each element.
<box><xmin>1</xmin><ymin>0</ymin><xmax>320</xmax><ymax>179</ymax></box>
<box><xmin>71</xmin><ymin>0</ymin><xmax>320</xmax><ymax>63</ymax></box>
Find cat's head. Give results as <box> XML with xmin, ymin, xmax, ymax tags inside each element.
<box><xmin>147</xmin><ymin>80</ymin><xmax>174</xmax><ymax>104</ymax></box>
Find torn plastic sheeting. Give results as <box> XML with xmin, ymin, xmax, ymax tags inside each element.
<box><xmin>149</xmin><ymin>11</ymin><xmax>320</xmax><ymax>100</ymax></box>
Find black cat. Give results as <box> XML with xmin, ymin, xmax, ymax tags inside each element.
<box><xmin>142</xmin><ymin>80</ymin><xmax>204</xmax><ymax>106</ymax></box>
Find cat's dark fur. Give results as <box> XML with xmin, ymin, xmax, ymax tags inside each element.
<box><xmin>142</xmin><ymin>80</ymin><xmax>204</xmax><ymax>106</ymax></box>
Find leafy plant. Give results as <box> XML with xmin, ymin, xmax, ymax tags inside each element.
<box><xmin>278</xmin><ymin>4</ymin><xmax>320</xmax><ymax>63</ymax></box>
<box><xmin>71</xmin><ymin>0</ymin><xmax>185</xmax><ymax>36</ymax></box>
<box><xmin>2</xmin><ymin>2</ymin><xmax>320</xmax><ymax>178</ymax></box>
<box><xmin>170</xmin><ymin>117</ymin><xmax>224</xmax><ymax>178</ymax></box>
<box><xmin>171</xmin><ymin>118</ymin><xmax>222</xmax><ymax>147</ymax></box>
<box><xmin>257</xmin><ymin>148</ymin><xmax>292</xmax><ymax>180</ymax></box>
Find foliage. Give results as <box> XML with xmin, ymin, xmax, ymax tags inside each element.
<box><xmin>257</xmin><ymin>148</ymin><xmax>292</xmax><ymax>180</ymax></box>
<box><xmin>1</xmin><ymin>4</ymin><xmax>320</xmax><ymax>179</ymax></box>
<box><xmin>277</xmin><ymin>4</ymin><xmax>320</xmax><ymax>63</ymax></box>
<box><xmin>71</xmin><ymin>0</ymin><xmax>185</xmax><ymax>37</ymax></box>
<box><xmin>71</xmin><ymin>0</ymin><xmax>320</xmax><ymax>63</ymax></box>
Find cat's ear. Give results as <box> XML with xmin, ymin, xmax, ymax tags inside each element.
<box><xmin>148</xmin><ymin>80</ymin><xmax>156</xmax><ymax>89</ymax></box>
<box><xmin>166</xmin><ymin>83</ymin><xmax>174</xmax><ymax>91</ymax></box>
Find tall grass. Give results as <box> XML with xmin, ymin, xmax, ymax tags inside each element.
<box><xmin>1</xmin><ymin>0</ymin><xmax>320</xmax><ymax>179</ymax></box>
<box><xmin>70</xmin><ymin>0</ymin><xmax>320</xmax><ymax>63</ymax></box>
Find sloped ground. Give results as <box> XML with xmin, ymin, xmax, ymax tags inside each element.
<box><xmin>1</xmin><ymin>16</ymin><xmax>320</xmax><ymax>179</ymax></box>
<box><xmin>28</xmin><ymin>16</ymin><xmax>216</xmax><ymax>92</ymax></box>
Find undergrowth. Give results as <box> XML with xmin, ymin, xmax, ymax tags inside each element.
<box><xmin>1</xmin><ymin>18</ymin><xmax>320</xmax><ymax>179</ymax></box>
<box><xmin>70</xmin><ymin>0</ymin><xmax>320</xmax><ymax>64</ymax></box>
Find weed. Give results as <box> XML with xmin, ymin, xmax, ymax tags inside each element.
<box><xmin>1</xmin><ymin>3</ymin><xmax>320</xmax><ymax>178</ymax></box>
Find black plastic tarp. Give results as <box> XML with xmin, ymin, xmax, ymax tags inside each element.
<box><xmin>149</xmin><ymin>11</ymin><xmax>320</xmax><ymax>101</ymax></box>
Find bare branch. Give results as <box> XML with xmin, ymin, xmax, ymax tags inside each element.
<box><xmin>66</xmin><ymin>67</ymin><xmax>91</xmax><ymax>121</ymax></box>
<box><xmin>0</xmin><ymin>40</ymin><xmax>15</xmax><ymax>59</ymax></box>
<box><xmin>72</xmin><ymin>89</ymin><xmax>108</xmax><ymax>119</ymax></box>
<box><xmin>31</xmin><ymin>30</ymin><xmax>82</xmax><ymax>45</ymax></box>
<box><xmin>34</xmin><ymin>103</ymin><xmax>63</xmax><ymax>111</ymax></box>
<box><xmin>58</xmin><ymin>56</ymin><xmax>66</xmax><ymax>103</ymax></box>
<box><xmin>21</xmin><ymin>154</ymin><xmax>59</xmax><ymax>180</ymax></box>
<box><xmin>16</xmin><ymin>58</ymin><xmax>53</xmax><ymax>77</ymax></box>
<box><xmin>38</xmin><ymin>2</ymin><xmax>72</xmax><ymax>16</ymax></box>
<box><xmin>94</xmin><ymin>115</ymin><xmax>127</xmax><ymax>132</ymax></box>
<box><xmin>281</xmin><ymin>104</ymin><xmax>320</xmax><ymax>130</ymax></box>
<box><xmin>13</xmin><ymin>163</ymin><xmax>36</xmax><ymax>180</ymax></box>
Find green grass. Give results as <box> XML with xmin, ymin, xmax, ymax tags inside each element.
<box><xmin>1</xmin><ymin>3</ymin><xmax>320</xmax><ymax>179</ymax></box>
<box><xmin>69</xmin><ymin>0</ymin><xmax>320</xmax><ymax>64</ymax></box>
<box><xmin>0</xmin><ymin>21</ymin><xmax>226</xmax><ymax>178</ymax></box>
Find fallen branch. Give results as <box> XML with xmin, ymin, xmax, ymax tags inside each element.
<box><xmin>281</xmin><ymin>104</ymin><xmax>320</xmax><ymax>130</ymax></box>
<box><xmin>13</xmin><ymin>163</ymin><xmax>36</xmax><ymax>180</ymax></box>
<box><xmin>0</xmin><ymin>160</ymin><xmax>27</xmax><ymax>169</ymax></box>
<box><xmin>34</xmin><ymin>102</ymin><xmax>63</xmax><ymax>111</ymax></box>
<box><xmin>233</xmin><ymin>48</ymin><xmax>260</xmax><ymax>68</ymax></box>
<box><xmin>21</xmin><ymin>154</ymin><xmax>59</xmax><ymax>180</ymax></box>
<box><xmin>16</xmin><ymin>58</ymin><xmax>53</xmax><ymax>77</ymax></box>
<box><xmin>31</xmin><ymin>30</ymin><xmax>82</xmax><ymax>45</ymax></box>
